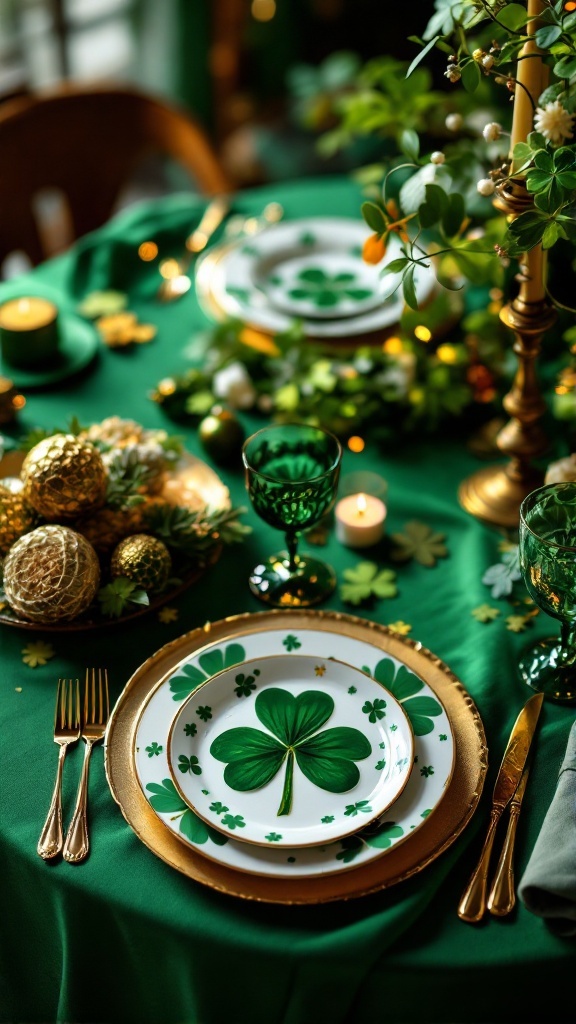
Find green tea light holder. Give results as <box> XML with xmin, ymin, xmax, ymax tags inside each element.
<box><xmin>0</xmin><ymin>296</ymin><xmax>60</xmax><ymax>370</ymax></box>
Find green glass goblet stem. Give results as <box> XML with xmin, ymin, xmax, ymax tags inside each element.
<box><xmin>242</xmin><ymin>423</ymin><xmax>342</xmax><ymax>608</ymax></box>
<box><xmin>518</xmin><ymin>481</ymin><xmax>576</xmax><ymax>704</ymax></box>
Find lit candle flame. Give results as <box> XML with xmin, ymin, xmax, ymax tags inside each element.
<box><xmin>356</xmin><ymin>493</ymin><xmax>367</xmax><ymax>516</ymax></box>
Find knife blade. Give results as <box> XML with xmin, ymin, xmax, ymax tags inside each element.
<box><xmin>487</xmin><ymin>759</ymin><xmax>532</xmax><ymax>916</ymax></box>
<box><xmin>457</xmin><ymin>691</ymin><xmax>544</xmax><ymax>923</ymax></box>
<box><xmin>186</xmin><ymin>195</ymin><xmax>230</xmax><ymax>255</ymax></box>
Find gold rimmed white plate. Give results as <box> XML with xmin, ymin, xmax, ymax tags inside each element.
<box><xmin>105</xmin><ymin>611</ymin><xmax>487</xmax><ymax>903</ymax></box>
<box><xmin>166</xmin><ymin>653</ymin><xmax>414</xmax><ymax>849</ymax></box>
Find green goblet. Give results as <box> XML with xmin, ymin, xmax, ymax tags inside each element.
<box><xmin>242</xmin><ymin>423</ymin><xmax>342</xmax><ymax>607</ymax></box>
<box><xmin>518</xmin><ymin>481</ymin><xmax>576</xmax><ymax>704</ymax></box>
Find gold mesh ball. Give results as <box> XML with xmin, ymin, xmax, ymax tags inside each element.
<box><xmin>3</xmin><ymin>524</ymin><xmax>101</xmax><ymax>623</ymax></box>
<box><xmin>22</xmin><ymin>433</ymin><xmax>107</xmax><ymax>521</ymax></box>
<box><xmin>0</xmin><ymin>485</ymin><xmax>37</xmax><ymax>554</ymax></box>
<box><xmin>110</xmin><ymin>533</ymin><xmax>172</xmax><ymax>593</ymax></box>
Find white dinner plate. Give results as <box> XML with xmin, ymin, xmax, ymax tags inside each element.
<box><xmin>133</xmin><ymin>622</ymin><xmax>455</xmax><ymax>879</ymax></box>
<box><xmin>195</xmin><ymin>218</ymin><xmax>436</xmax><ymax>339</ymax></box>
<box><xmin>167</xmin><ymin>654</ymin><xmax>414</xmax><ymax>848</ymax></box>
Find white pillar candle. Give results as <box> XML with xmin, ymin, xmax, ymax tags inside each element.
<box><xmin>334</xmin><ymin>492</ymin><xmax>386</xmax><ymax>548</ymax></box>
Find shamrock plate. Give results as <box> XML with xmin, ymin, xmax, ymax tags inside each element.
<box><xmin>196</xmin><ymin>218</ymin><xmax>436</xmax><ymax>341</ymax></box>
<box><xmin>166</xmin><ymin>654</ymin><xmax>414</xmax><ymax>848</ymax></box>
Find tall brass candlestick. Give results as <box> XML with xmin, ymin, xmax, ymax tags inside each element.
<box><xmin>459</xmin><ymin>0</ymin><xmax>555</xmax><ymax>530</ymax></box>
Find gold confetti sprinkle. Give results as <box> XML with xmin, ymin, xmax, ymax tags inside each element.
<box><xmin>15</xmin><ymin>687</ymin><xmax>22</xmax><ymax>693</ymax></box>
<box><xmin>22</xmin><ymin>641</ymin><xmax>56</xmax><ymax>667</ymax></box>
<box><xmin>505</xmin><ymin>614</ymin><xmax>530</xmax><ymax>633</ymax></box>
<box><xmin>471</xmin><ymin>604</ymin><xmax>500</xmax><ymax>623</ymax></box>
<box><xmin>388</xmin><ymin>621</ymin><xmax>412</xmax><ymax>635</ymax></box>
<box><xmin>96</xmin><ymin>312</ymin><xmax>157</xmax><ymax>349</ymax></box>
<box><xmin>158</xmin><ymin>606</ymin><xmax>178</xmax><ymax>623</ymax></box>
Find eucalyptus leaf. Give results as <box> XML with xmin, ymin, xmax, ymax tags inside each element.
<box><xmin>535</xmin><ymin>25</ymin><xmax>563</xmax><ymax>48</ymax></box>
<box><xmin>361</xmin><ymin>201</ymin><xmax>387</xmax><ymax>233</ymax></box>
<box><xmin>406</xmin><ymin>36</ymin><xmax>440</xmax><ymax>78</ymax></box>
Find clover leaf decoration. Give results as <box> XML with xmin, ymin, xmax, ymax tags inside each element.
<box><xmin>210</xmin><ymin>688</ymin><xmax>372</xmax><ymax>816</ymax></box>
<box><xmin>390</xmin><ymin>521</ymin><xmax>448</xmax><ymax>567</ymax></box>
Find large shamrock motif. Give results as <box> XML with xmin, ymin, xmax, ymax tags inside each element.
<box><xmin>210</xmin><ymin>688</ymin><xmax>371</xmax><ymax>816</ymax></box>
<box><xmin>362</xmin><ymin>657</ymin><xmax>443</xmax><ymax>736</ymax></box>
<box><xmin>283</xmin><ymin>267</ymin><xmax>374</xmax><ymax>308</ymax></box>
<box><xmin>169</xmin><ymin>643</ymin><xmax>246</xmax><ymax>701</ymax></box>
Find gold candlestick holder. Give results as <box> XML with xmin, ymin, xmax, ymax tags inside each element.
<box><xmin>459</xmin><ymin>0</ymin><xmax>555</xmax><ymax>530</ymax></box>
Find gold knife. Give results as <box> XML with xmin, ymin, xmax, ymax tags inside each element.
<box><xmin>457</xmin><ymin>691</ymin><xmax>544</xmax><ymax>923</ymax></box>
<box><xmin>487</xmin><ymin>760</ymin><xmax>531</xmax><ymax>916</ymax></box>
<box><xmin>186</xmin><ymin>195</ymin><xmax>230</xmax><ymax>255</ymax></box>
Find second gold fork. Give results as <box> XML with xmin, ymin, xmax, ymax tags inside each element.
<box><xmin>62</xmin><ymin>668</ymin><xmax>109</xmax><ymax>863</ymax></box>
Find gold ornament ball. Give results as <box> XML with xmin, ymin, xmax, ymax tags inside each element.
<box><xmin>199</xmin><ymin>407</ymin><xmax>245</xmax><ymax>466</ymax></box>
<box><xmin>3</xmin><ymin>524</ymin><xmax>101</xmax><ymax>623</ymax></box>
<box><xmin>22</xmin><ymin>433</ymin><xmax>107</xmax><ymax>521</ymax></box>
<box><xmin>0</xmin><ymin>485</ymin><xmax>36</xmax><ymax>554</ymax></box>
<box><xmin>110</xmin><ymin>533</ymin><xmax>172</xmax><ymax>593</ymax></box>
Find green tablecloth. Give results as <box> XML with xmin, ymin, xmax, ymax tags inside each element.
<box><xmin>0</xmin><ymin>178</ymin><xmax>573</xmax><ymax>1024</ymax></box>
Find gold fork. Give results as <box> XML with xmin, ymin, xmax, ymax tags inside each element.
<box><xmin>62</xmin><ymin>668</ymin><xmax>110</xmax><ymax>863</ymax></box>
<box><xmin>37</xmin><ymin>678</ymin><xmax>80</xmax><ymax>860</ymax></box>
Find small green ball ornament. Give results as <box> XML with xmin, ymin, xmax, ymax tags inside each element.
<box><xmin>199</xmin><ymin>407</ymin><xmax>245</xmax><ymax>466</ymax></box>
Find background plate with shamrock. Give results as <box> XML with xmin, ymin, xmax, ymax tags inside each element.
<box><xmin>196</xmin><ymin>218</ymin><xmax>435</xmax><ymax>340</ymax></box>
<box><xmin>166</xmin><ymin>654</ymin><xmax>414</xmax><ymax>848</ymax></box>
<box><xmin>129</xmin><ymin>619</ymin><xmax>457</xmax><ymax>880</ymax></box>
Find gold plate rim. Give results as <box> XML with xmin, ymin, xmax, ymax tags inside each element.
<box><xmin>105</xmin><ymin>609</ymin><xmax>488</xmax><ymax>904</ymax></box>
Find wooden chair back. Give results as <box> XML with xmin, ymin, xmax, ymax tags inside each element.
<box><xmin>0</xmin><ymin>84</ymin><xmax>233</xmax><ymax>268</ymax></box>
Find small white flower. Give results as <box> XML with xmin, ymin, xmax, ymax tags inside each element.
<box><xmin>445</xmin><ymin>113</ymin><xmax>463</xmax><ymax>132</ymax></box>
<box><xmin>482</xmin><ymin>121</ymin><xmax>502</xmax><ymax>142</ymax></box>
<box><xmin>212</xmin><ymin>361</ymin><xmax>256</xmax><ymax>409</ymax></box>
<box><xmin>472</xmin><ymin>49</ymin><xmax>485</xmax><ymax>62</ymax></box>
<box><xmin>444</xmin><ymin>65</ymin><xmax>461</xmax><ymax>83</ymax></box>
<box><xmin>482</xmin><ymin>54</ymin><xmax>495</xmax><ymax>71</ymax></box>
<box><xmin>533</xmin><ymin>100</ymin><xmax>575</xmax><ymax>146</ymax></box>
<box><xmin>430</xmin><ymin>151</ymin><xmax>445</xmax><ymax>165</ymax></box>
<box><xmin>477</xmin><ymin>178</ymin><xmax>496</xmax><ymax>196</ymax></box>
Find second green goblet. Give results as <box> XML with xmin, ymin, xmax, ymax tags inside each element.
<box><xmin>519</xmin><ymin>481</ymin><xmax>576</xmax><ymax>703</ymax></box>
<box><xmin>242</xmin><ymin>423</ymin><xmax>342</xmax><ymax>607</ymax></box>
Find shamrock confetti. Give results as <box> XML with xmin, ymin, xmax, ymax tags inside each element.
<box><xmin>482</xmin><ymin>546</ymin><xmax>521</xmax><ymax>598</ymax></box>
<box><xmin>471</xmin><ymin>604</ymin><xmax>501</xmax><ymax>623</ymax></box>
<box><xmin>505</xmin><ymin>614</ymin><xmax>532</xmax><ymax>633</ymax></box>
<box><xmin>21</xmin><ymin>641</ymin><xmax>55</xmax><ymax>667</ymax></box>
<box><xmin>387</xmin><ymin>621</ymin><xmax>412</xmax><ymax>635</ymax></box>
<box><xmin>77</xmin><ymin>290</ymin><xmax>128</xmax><ymax>319</ymax></box>
<box><xmin>390</xmin><ymin>521</ymin><xmax>448</xmax><ymax>567</ymax></box>
<box><xmin>158</xmin><ymin>606</ymin><xmax>178</xmax><ymax>624</ymax></box>
<box><xmin>96</xmin><ymin>312</ymin><xmax>157</xmax><ymax>349</ymax></box>
<box><xmin>339</xmin><ymin>562</ymin><xmax>398</xmax><ymax>606</ymax></box>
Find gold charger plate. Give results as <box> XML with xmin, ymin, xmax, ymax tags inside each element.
<box><xmin>105</xmin><ymin>610</ymin><xmax>488</xmax><ymax>903</ymax></box>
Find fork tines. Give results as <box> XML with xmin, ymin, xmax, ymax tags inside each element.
<box><xmin>83</xmin><ymin>668</ymin><xmax>110</xmax><ymax>725</ymax></box>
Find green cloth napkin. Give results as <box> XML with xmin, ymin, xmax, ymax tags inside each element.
<box><xmin>519</xmin><ymin>717</ymin><xmax>576</xmax><ymax>937</ymax></box>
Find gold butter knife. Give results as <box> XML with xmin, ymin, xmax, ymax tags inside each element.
<box><xmin>487</xmin><ymin>760</ymin><xmax>531</xmax><ymax>916</ymax></box>
<box><xmin>158</xmin><ymin>195</ymin><xmax>231</xmax><ymax>300</ymax></box>
<box><xmin>457</xmin><ymin>691</ymin><xmax>544</xmax><ymax>924</ymax></box>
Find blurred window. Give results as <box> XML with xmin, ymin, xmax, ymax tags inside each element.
<box><xmin>0</xmin><ymin>0</ymin><xmax>147</xmax><ymax>99</ymax></box>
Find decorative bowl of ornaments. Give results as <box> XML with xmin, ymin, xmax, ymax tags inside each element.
<box><xmin>0</xmin><ymin>417</ymin><xmax>245</xmax><ymax>630</ymax></box>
